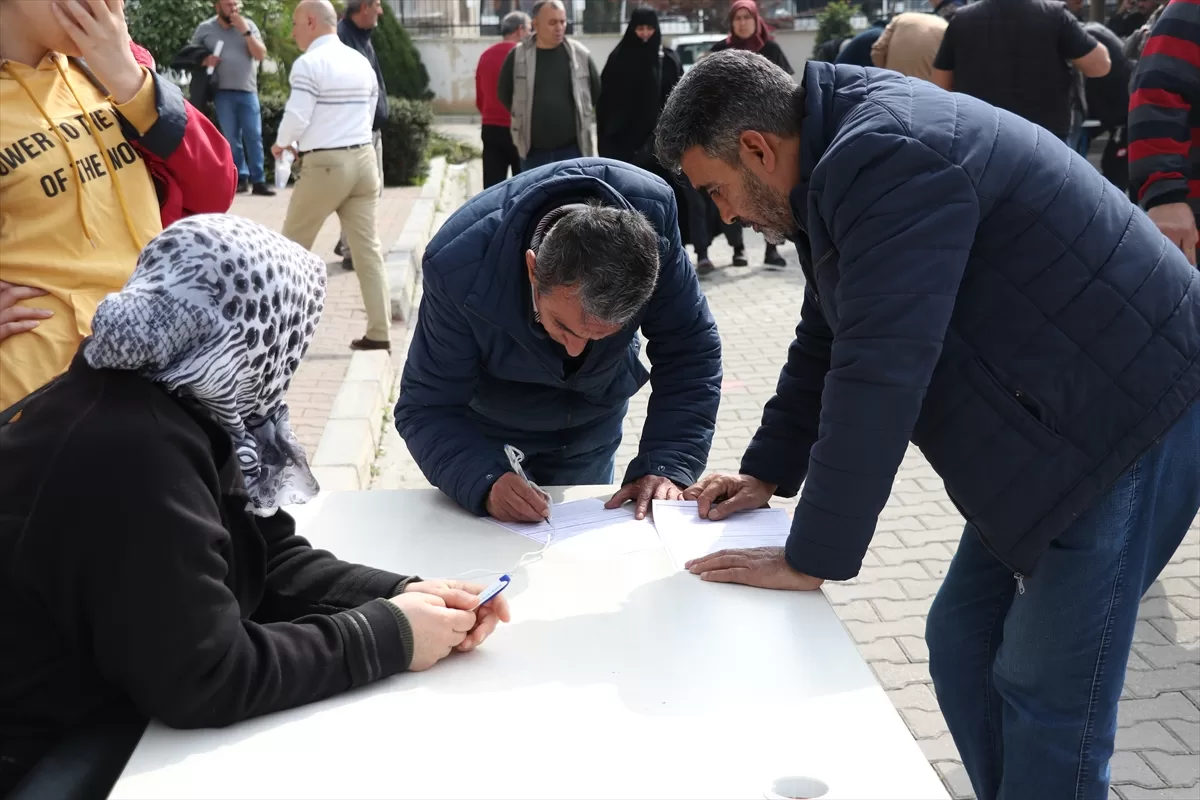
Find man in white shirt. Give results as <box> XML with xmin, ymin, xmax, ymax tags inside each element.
<box><xmin>273</xmin><ymin>0</ymin><xmax>391</xmax><ymax>351</ymax></box>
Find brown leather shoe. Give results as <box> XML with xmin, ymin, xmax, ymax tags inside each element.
<box><xmin>350</xmin><ymin>337</ymin><xmax>391</xmax><ymax>352</ymax></box>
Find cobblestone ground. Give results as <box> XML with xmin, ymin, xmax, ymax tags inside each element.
<box><xmin>373</xmin><ymin>150</ymin><xmax>1200</xmax><ymax>799</ymax></box>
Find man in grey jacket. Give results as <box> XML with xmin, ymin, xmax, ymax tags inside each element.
<box><xmin>497</xmin><ymin>0</ymin><xmax>600</xmax><ymax>170</ymax></box>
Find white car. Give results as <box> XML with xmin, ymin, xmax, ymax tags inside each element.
<box><xmin>667</xmin><ymin>33</ymin><xmax>727</xmax><ymax>73</ymax></box>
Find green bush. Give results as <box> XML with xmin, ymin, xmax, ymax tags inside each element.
<box><xmin>382</xmin><ymin>96</ymin><xmax>435</xmax><ymax>185</ymax></box>
<box><xmin>426</xmin><ymin>130</ymin><xmax>482</xmax><ymax>165</ymax></box>
<box><xmin>127</xmin><ymin>0</ymin><xmax>211</xmax><ymax>67</ymax></box>
<box><xmin>814</xmin><ymin>0</ymin><xmax>858</xmax><ymax>56</ymax></box>
<box><xmin>258</xmin><ymin>93</ymin><xmax>434</xmax><ymax>187</ymax></box>
<box><xmin>374</xmin><ymin>3</ymin><xmax>433</xmax><ymax>101</ymax></box>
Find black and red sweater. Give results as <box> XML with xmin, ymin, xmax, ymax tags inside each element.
<box><xmin>1129</xmin><ymin>0</ymin><xmax>1200</xmax><ymax>217</ymax></box>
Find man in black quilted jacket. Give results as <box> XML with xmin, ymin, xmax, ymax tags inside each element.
<box><xmin>657</xmin><ymin>51</ymin><xmax>1200</xmax><ymax>800</ymax></box>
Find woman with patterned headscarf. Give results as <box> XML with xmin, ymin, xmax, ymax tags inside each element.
<box><xmin>0</xmin><ymin>215</ymin><xmax>510</xmax><ymax>794</ymax></box>
<box><xmin>708</xmin><ymin>0</ymin><xmax>793</xmax><ymax>269</ymax></box>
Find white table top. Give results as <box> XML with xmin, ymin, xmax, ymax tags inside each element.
<box><xmin>111</xmin><ymin>487</ymin><xmax>948</xmax><ymax>800</ymax></box>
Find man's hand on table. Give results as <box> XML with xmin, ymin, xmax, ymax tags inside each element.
<box><xmin>685</xmin><ymin>546</ymin><xmax>825</xmax><ymax>591</ymax></box>
<box><xmin>1148</xmin><ymin>202</ymin><xmax>1199</xmax><ymax>265</ymax></box>
<box><xmin>683</xmin><ymin>472</ymin><xmax>777</xmax><ymax>520</ymax></box>
<box><xmin>403</xmin><ymin>579</ymin><xmax>512</xmax><ymax>652</ymax></box>
<box><xmin>605</xmin><ymin>474</ymin><xmax>683</xmax><ymax>520</ymax></box>
<box><xmin>0</xmin><ymin>281</ymin><xmax>53</xmax><ymax>343</ymax></box>
<box><xmin>487</xmin><ymin>472</ymin><xmax>550</xmax><ymax>522</ymax></box>
<box><xmin>389</xmin><ymin>579</ymin><xmax>512</xmax><ymax>670</ymax></box>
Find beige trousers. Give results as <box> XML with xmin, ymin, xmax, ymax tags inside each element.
<box><xmin>283</xmin><ymin>143</ymin><xmax>390</xmax><ymax>342</ymax></box>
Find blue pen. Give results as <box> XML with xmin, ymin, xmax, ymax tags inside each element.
<box><xmin>473</xmin><ymin>574</ymin><xmax>511</xmax><ymax>609</ymax></box>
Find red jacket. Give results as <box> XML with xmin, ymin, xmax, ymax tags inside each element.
<box><xmin>129</xmin><ymin>43</ymin><xmax>237</xmax><ymax>226</ymax></box>
<box><xmin>476</xmin><ymin>41</ymin><xmax>517</xmax><ymax>127</ymax></box>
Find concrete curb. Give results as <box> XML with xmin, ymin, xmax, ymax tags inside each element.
<box><xmin>309</xmin><ymin>158</ymin><xmax>450</xmax><ymax>492</ymax></box>
<box><xmin>387</xmin><ymin>156</ymin><xmax>447</xmax><ymax>323</ymax></box>
<box><xmin>310</xmin><ymin>350</ymin><xmax>393</xmax><ymax>491</ymax></box>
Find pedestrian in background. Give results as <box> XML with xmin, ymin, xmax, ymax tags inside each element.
<box><xmin>931</xmin><ymin>0</ymin><xmax>1112</xmax><ymax>144</ymax></box>
<box><xmin>498</xmin><ymin>0</ymin><xmax>600</xmax><ymax>171</ymax></box>
<box><xmin>191</xmin><ymin>0</ymin><xmax>275</xmax><ymax>195</ymax></box>
<box><xmin>836</xmin><ymin>18</ymin><xmax>888</xmax><ymax>67</ymax></box>
<box><xmin>1129</xmin><ymin>0</ymin><xmax>1200</xmax><ymax>264</ymax></box>
<box><xmin>599</xmin><ymin>10</ymin><xmax>709</xmax><ymax>274</ymax></box>
<box><xmin>709</xmin><ymin>0</ymin><xmax>791</xmax><ymax>269</ymax></box>
<box><xmin>871</xmin><ymin>11</ymin><xmax>948</xmax><ymax>82</ymax></box>
<box><xmin>477</xmin><ymin>10</ymin><xmax>529</xmax><ymax>189</ymax></box>
<box><xmin>334</xmin><ymin>0</ymin><xmax>388</xmax><ymax>271</ymax></box>
<box><xmin>274</xmin><ymin>0</ymin><xmax>391</xmax><ymax>352</ymax></box>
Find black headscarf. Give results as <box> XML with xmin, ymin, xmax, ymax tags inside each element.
<box><xmin>598</xmin><ymin>8</ymin><xmax>669</xmax><ymax>165</ymax></box>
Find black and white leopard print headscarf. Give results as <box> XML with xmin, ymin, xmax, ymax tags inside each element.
<box><xmin>84</xmin><ymin>214</ymin><xmax>327</xmax><ymax>515</ymax></box>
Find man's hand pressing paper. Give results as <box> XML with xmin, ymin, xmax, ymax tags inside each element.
<box><xmin>685</xmin><ymin>546</ymin><xmax>825</xmax><ymax>591</ymax></box>
<box><xmin>683</xmin><ymin>473</ymin><xmax>777</xmax><ymax>520</ymax></box>
<box><xmin>487</xmin><ymin>472</ymin><xmax>550</xmax><ymax>522</ymax></box>
<box><xmin>605</xmin><ymin>474</ymin><xmax>682</xmax><ymax>520</ymax></box>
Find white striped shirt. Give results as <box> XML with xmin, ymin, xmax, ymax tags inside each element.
<box><xmin>275</xmin><ymin>34</ymin><xmax>378</xmax><ymax>153</ymax></box>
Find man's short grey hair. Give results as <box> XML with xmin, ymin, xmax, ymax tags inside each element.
<box><xmin>344</xmin><ymin>0</ymin><xmax>370</xmax><ymax>14</ymax></box>
<box><xmin>655</xmin><ymin>49</ymin><xmax>802</xmax><ymax>174</ymax></box>
<box><xmin>535</xmin><ymin>204</ymin><xmax>660</xmax><ymax>326</ymax></box>
<box><xmin>531</xmin><ymin>0</ymin><xmax>565</xmax><ymax>19</ymax></box>
<box><xmin>500</xmin><ymin>10</ymin><xmax>531</xmax><ymax>36</ymax></box>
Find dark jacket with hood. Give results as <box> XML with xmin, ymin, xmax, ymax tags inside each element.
<box><xmin>745</xmin><ymin>62</ymin><xmax>1200</xmax><ymax>582</ymax></box>
<box><xmin>395</xmin><ymin>159</ymin><xmax>722</xmax><ymax>515</ymax></box>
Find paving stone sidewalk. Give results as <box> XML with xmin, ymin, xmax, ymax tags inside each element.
<box><xmin>229</xmin><ymin>184</ymin><xmax>420</xmax><ymax>454</ymax></box>
<box><xmin>371</xmin><ymin>161</ymin><xmax>1200</xmax><ymax>799</ymax></box>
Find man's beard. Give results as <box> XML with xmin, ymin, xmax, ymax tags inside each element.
<box><xmin>740</xmin><ymin>166</ymin><xmax>795</xmax><ymax>245</ymax></box>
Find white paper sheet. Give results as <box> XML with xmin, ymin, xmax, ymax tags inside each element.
<box><xmin>651</xmin><ymin>499</ymin><xmax>792</xmax><ymax>569</ymax></box>
<box><xmin>484</xmin><ymin>497</ymin><xmax>649</xmax><ymax>546</ymax></box>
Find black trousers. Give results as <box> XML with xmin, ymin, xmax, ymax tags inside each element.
<box><xmin>482</xmin><ymin>124</ymin><xmax>521</xmax><ymax>189</ymax></box>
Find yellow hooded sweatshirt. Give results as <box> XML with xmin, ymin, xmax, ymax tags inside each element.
<box><xmin>0</xmin><ymin>54</ymin><xmax>163</xmax><ymax>411</ymax></box>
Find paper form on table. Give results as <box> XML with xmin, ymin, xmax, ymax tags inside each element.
<box><xmin>484</xmin><ymin>497</ymin><xmax>654</xmax><ymax>546</ymax></box>
<box><xmin>651</xmin><ymin>499</ymin><xmax>792</xmax><ymax>569</ymax></box>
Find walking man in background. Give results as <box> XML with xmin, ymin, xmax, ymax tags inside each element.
<box><xmin>334</xmin><ymin>0</ymin><xmax>388</xmax><ymax>271</ymax></box>
<box><xmin>275</xmin><ymin>0</ymin><xmax>391</xmax><ymax>352</ymax></box>
<box><xmin>191</xmin><ymin>0</ymin><xmax>275</xmax><ymax>196</ymax></box>
<box><xmin>477</xmin><ymin>11</ymin><xmax>530</xmax><ymax>188</ymax></box>
<box><xmin>1129</xmin><ymin>0</ymin><xmax>1200</xmax><ymax>264</ymax></box>
<box><xmin>498</xmin><ymin>0</ymin><xmax>601</xmax><ymax>171</ymax></box>
<box><xmin>930</xmin><ymin>0</ymin><xmax>1111</xmax><ymax>143</ymax></box>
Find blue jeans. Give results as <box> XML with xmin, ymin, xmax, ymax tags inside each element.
<box><xmin>213</xmin><ymin>90</ymin><xmax>266</xmax><ymax>184</ymax></box>
<box><xmin>520</xmin><ymin>143</ymin><xmax>582</xmax><ymax>172</ymax></box>
<box><xmin>481</xmin><ymin>407</ymin><xmax>624</xmax><ymax>487</ymax></box>
<box><xmin>926</xmin><ymin>400</ymin><xmax>1200</xmax><ymax>800</ymax></box>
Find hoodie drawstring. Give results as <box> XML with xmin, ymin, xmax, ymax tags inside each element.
<box><xmin>2</xmin><ymin>55</ymin><xmax>144</xmax><ymax>250</ymax></box>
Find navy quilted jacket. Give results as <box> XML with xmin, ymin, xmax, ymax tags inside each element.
<box><xmin>743</xmin><ymin>62</ymin><xmax>1200</xmax><ymax>581</ymax></box>
<box><xmin>395</xmin><ymin>159</ymin><xmax>721</xmax><ymax>514</ymax></box>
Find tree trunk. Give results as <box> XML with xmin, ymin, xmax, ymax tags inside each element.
<box><xmin>1091</xmin><ymin>0</ymin><xmax>1106</xmax><ymax>22</ymax></box>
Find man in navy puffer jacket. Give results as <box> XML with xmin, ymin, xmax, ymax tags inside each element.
<box><xmin>657</xmin><ymin>52</ymin><xmax>1200</xmax><ymax>800</ymax></box>
<box><xmin>395</xmin><ymin>159</ymin><xmax>721</xmax><ymax>522</ymax></box>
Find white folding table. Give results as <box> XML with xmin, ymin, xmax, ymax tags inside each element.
<box><xmin>110</xmin><ymin>487</ymin><xmax>948</xmax><ymax>800</ymax></box>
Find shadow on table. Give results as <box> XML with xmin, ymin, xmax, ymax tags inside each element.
<box><xmin>122</xmin><ymin>570</ymin><xmax>879</xmax><ymax>779</ymax></box>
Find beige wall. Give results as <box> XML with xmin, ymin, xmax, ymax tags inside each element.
<box><xmin>416</xmin><ymin>29</ymin><xmax>824</xmax><ymax>115</ymax></box>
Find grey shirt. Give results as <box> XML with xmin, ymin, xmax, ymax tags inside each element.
<box><xmin>190</xmin><ymin>16</ymin><xmax>262</xmax><ymax>93</ymax></box>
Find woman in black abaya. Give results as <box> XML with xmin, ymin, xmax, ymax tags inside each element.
<box><xmin>598</xmin><ymin>10</ymin><xmax>715</xmax><ymax>274</ymax></box>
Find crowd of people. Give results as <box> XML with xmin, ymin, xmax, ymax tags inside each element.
<box><xmin>2</xmin><ymin>0</ymin><xmax>1200</xmax><ymax>798</ymax></box>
